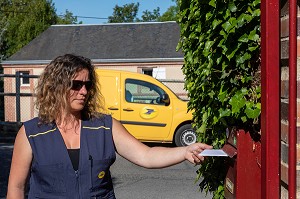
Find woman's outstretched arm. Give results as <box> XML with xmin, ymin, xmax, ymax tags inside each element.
<box><xmin>112</xmin><ymin>118</ymin><xmax>212</xmax><ymax>168</ymax></box>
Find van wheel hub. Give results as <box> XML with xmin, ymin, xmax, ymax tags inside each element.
<box><xmin>174</xmin><ymin>124</ymin><xmax>197</xmax><ymax>146</ymax></box>
<box><xmin>181</xmin><ymin>130</ymin><xmax>196</xmax><ymax>145</ymax></box>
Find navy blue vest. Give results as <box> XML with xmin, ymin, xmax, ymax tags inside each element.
<box><xmin>24</xmin><ymin>115</ymin><xmax>116</xmax><ymax>199</ymax></box>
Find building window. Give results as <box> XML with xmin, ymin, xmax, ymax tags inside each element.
<box><xmin>142</xmin><ymin>68</ymin><xmax>153</xmax><ymax>76</ymax></box>
<box><xmin>153</xmin><ymin>68</ymin><xmax>166</xmax><ymax>79</ymax></box>
<box><xmin>20</xmin><ymin>71</ymin><xmax>30</xmax><ymax>85</ymax></box>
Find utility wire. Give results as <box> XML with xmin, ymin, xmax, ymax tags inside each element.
<box><xmin>0</xmin><ymin>11</ymin><xmax>109</xmax><ymax>20</ymax></box>
<box><xmin>58</xmin><ymin>15</ymin><xmax>108</xmax><ymax>20</ymax></box>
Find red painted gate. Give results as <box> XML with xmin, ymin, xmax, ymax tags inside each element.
<box><xmin>261</xmin><ymin>0</ymin><xmax>297</xmax><ymax>198</ymax></box>
<box><xmin>224</xmin><ymin>1</ymin><xmax>298</xmax><ymax>198</ymax></box>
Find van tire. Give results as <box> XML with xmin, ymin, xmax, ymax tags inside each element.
<box><xmin>174</xmin><ymin>124</ymin><xmax>197</xmax><ymax>147</ymax></box>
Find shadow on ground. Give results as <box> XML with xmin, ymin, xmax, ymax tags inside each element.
<box><xmin>0</xmin><ymin>122</ymin><xmax>20</xmax><ymax>197</ymax></box>
<box><xmin>0</xmin><ymin>144</ymin><xmax>13</xmax><ymax>198</ymax></box>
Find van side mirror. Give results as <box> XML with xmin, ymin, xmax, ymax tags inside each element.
<box><xmin>161</xmin><ymin>94</ymin><xmax>170</xmax><ymax>105</ymax></box>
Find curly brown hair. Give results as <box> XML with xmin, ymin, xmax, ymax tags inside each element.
<box><xmin>35</xmin><ymin>54</ymin><xmax>106</xmax><ymax>124</ymax></box>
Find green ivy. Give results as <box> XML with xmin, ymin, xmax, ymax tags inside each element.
<box><xmin>177</xmin><ymin>0</ymin><xmax>261</xmax><ymax>198</ymax></box>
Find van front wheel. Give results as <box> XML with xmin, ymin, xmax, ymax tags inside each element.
<box><xmin>174</xmin><ymin>124</ymin><xmax>197</xmax><ymax>147</ymax></box>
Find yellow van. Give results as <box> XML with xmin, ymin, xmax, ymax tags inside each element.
<box><xmin>96</xmin><ymin>69</ymin><xmax>196</xmax><ymax>146</ymax></box>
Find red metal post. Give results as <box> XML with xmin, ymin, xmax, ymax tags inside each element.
<box><xmin>260</xmin><ymin>0</ymin><xmax>280</xmax><ymax>198</ymax></box>
<box><xmin>288</xmin><ymin>0</ymin><xmax>297</xmax><ymax>198</ymax></box>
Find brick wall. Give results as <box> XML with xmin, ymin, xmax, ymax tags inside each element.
<box><xmin>280</xmin><ymin>2</ymin><xmax>300</xmax><ymax>198</ymax></box>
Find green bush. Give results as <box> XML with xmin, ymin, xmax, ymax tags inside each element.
<box><xmin>177</xmin><ymin>0</ymin><xmax>261</xmax><ymax>198</ymax></box>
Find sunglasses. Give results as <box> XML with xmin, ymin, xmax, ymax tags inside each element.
<box><xmin>71</xmin><ymin>80</ymin><xmax>93</xmax><ymax>91</ymax></box>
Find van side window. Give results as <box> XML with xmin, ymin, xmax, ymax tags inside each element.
<box><xmin>125</xmin><ymin>79</ymin><xmax>166</xmax><ymax>105</ymax></box>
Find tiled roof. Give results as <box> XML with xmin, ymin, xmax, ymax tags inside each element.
<box><xmin>6</xmin><ymin>21</ymin><xmax>183</xmax><ymax>63</ymax></box>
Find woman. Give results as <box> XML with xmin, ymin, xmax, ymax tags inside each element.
<box><xmin>7</xmin><ymin>54</ymin><xmax>212</xmax><ymax>199</ymax></box>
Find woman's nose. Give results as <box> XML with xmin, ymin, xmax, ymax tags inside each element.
<box><xmin>79</xmin><ymin>85</ymin><xmax>88</xmax><ymax>94</ymax></box>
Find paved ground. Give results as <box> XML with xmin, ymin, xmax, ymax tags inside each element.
<box><xmin>111</xmin><ymin>153</ymin><xmax>212</xmax><ymax>199</ymax></box>
<box><xmin>0</xmin><ymin>143</ymin><xmax>13</xmax><ymax>198</ymax></box>
<box><xmin>0</xmin><ymin>142</ymin><xmax>212</xmax><ymax>199</ymax></box>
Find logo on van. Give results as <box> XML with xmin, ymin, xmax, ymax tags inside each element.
<box><xmin>140</xmin><ymin>107</ymin><xmax>158</xmax><ymax>119</ymax></box>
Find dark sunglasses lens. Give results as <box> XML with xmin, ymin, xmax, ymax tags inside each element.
<box><xmin>85</xmin><ymin>81</ymin><xmax>92</xmax><ymax>90</ymax></box>
<box><xmin>71</xmin><ymin>80</ymin><xmax>92</xmax><ymax>91</ymax></box>
<box><xmin>71</xmin><ymin>80</ymin><xmax>83</xmax><ymax>90</ymax></box>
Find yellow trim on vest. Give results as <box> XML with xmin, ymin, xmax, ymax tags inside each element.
<box><xmin>82</xmin><ymin>126</ymin><xmax>110</xmax><ymax>130</ymax></box>
<box><xmin>28</xmin><ymin>128</ymin><xmax>57</xmax><ymax>138</ymax></box>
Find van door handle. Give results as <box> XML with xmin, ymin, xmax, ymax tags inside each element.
<box><xmin>108</xmin><ymin>107</ymin><xmax>119</xmax><ymax>110</ymax></box>
<box><xmin>123</xmin><ymin>108</ymin><xmax>134</xmax><ymax>112</ymax></box>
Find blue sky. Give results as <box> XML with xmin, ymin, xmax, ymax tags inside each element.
<box><xmin>52</xmin><ymin>0</ymin><xmax>175</xmax><ymax>24</ymax></box>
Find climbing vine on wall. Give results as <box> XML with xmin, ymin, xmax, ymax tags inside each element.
<box><xmin>177</xmin><ymin>0</ymin><xmax>261</xmax><ymax>198</ymax></box>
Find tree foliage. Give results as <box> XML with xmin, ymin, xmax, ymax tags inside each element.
<box><xmin>177</xmin><ymin>0</ymin><xmax>261</xmax><ymax>198</ymax></box>
<box><xmin>0</xmin><ymin>0</ymin><xmax>79</xmax><ymax>60</ymax></box>
<box><xmin>138</xmin><ymin>7</ymin><xmax>160</xmax><ymax>22</ymax></box>
<box><xmin>108</xmin><ymin>2</ymin><xmax>179</xmax><ymax>23</ymax></box>
<box><xmin>108</xmin><ymin>3</ymin><xmax>140</xmax><ymax>23</ymax></box>
<box><xmin>0</xmin><ymin>0</ymin><xmax>57</xmax><ymax>59</ymax></box>
<box><xmin>158</xmin><ymin>0</ymin><xmax>179</xmax><ymax>21</ymax></box>
<box><xmin>57</xmin><ymin>9</ymin><xmax>81</xmax><ymax>25</ymax></box>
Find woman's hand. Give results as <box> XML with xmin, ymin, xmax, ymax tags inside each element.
<box><xmin>184</xmin><ymin>143</ymin><xmax>213</xmax><ymax>165</ymax></box>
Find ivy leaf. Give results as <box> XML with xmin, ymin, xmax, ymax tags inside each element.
<box><xmin>252</xmin><ymin>9</ymin><xmax>261</xmax><ymax>17</ymax></box>
<box><xmin>222</xmin><ymin>21</ymin><xmax>232</xmax><ymax>32</ymax></box>
<box><xmin>202</xmin><ymin>111</ymin><xmax>208</xmax><ymax>122</ymax></box>
<box><xmin>199</xmin><ymin>123</ymin><xmax>207</xmax><ymax>133</ymax></box>
<box><xmin>241</xmin><ymin>75</ymin><xmax>252</xmax><ymax>83</ymax></box>
<box><xmin>236</xmin><ymin>14</ymin><xmax>246</xmax><ymax>27</ymax></box>
<box><xmin>245</xmin><ymin>106</ymin><xmax>261</xmax><ymax>118</ymax></box>
<box><xmin>219</xmin><ymin>108</ymin><xmax>231</xmax><ymax>117</ymax></box>
<box><xmin>252</xmin><ymin>0</ymin><xmax>260</xmax><ymax>6</ymax></box>
<box><xmin>208</xmin><ymin>90</ymin><xmax>215</xmax><ymax>98</ymax></box>
<box><xmin>186</xmin><ymin>81</ymin><xmax>194</xmax><ymax>90</ymax></box>
<box><xmin>248</xmin><ymin>46</ymin><xmax>258</xmax><ymax>51</ymax></box>
<box><xmin>222</xmin><ymin>62</ymin><xmax>228</xmax><ymax>70</ymax></box>
<box><xmin>186</xmin><ymin>53</ymin><xmax>193</xmax><ymax>63</ymax></box>
<box><xmin>241</xmin><ymin>116</ymin><xmax>247</xmax><ymax>122</ymax></box>
<box><xmin>176</xmin><ymin>42</ymin><xmax>182</xmax><ymax>51</ymax></box>
<box><xmin>218</xmin><ymin>86</ymin><xmax>227</xmax><ymax>103</ymax></box>
<box><xmin>203</xmin><ymin>41</ymin><xmax>214</xmax><ymax>56</ymax></box>
<box><xmin>226</xmin><ymin>46</ymin><xmax>239</xmax><ymax>60</ymax></box>
<box><xmin>206</xmin><ymin>12</ymin><xmax>213</xmax><ymax>20</ymax></box>
<box><xmin>209</xmin><ymin>0</ymin><xmax>216</xmax><ymax>8</ymax></box>
<box><xmin>236</xmin><ymin>52</ymin><xmax>251</xmax><ymax>64</ymax></box>
<box><xmin>212</xmin><ymin>19</ymin><xmax>222</xmax><ymax>29</ymax></box>
<box><xmin>238</xmin><ymin>33</ymin><xmax>249</xmax><ymax>42</ymax></box>
<box><xmin>221</xmin><ymin>71</ymin><xmax>229</xmax><ymax>79</ymax></box>
<box><xmin>243</xmin><ymin>14</ymin><xmax>252</xmax><ymax>22</ymax></box>
<box><xmin>256</xmin><ymin>102</ymin><xmax>261</xmax><ymax>109</ymax></box>
<box><xmin>228</xmin><ymin>2</ymin><xmax>237</xmax><ymax>12</ymax></box>
<box><xmin>224</xmin><ymin>8</ymin><xmax>231</xmax><ymax>19</ymax></box>
<box><xmin>216</xmin><ymin>56</ymin><xmax>222</xmax><ymax>64</ymax></box>
<box><xmin>248</xmin><ymin>30</ymin><xmax>259</xmax><ymax>41</ymax></box>
<box><xmin>219</xmin><ymin>30</ymin><xmax>226</xmax><ymax>37</ymax></box>
<box><xmin>229</xmin><ymin>92</ymin><xmax>246</xmax><ymax>114</ymax></box>
<box><xmin>240</xmin><ymin>87</ymin><xmax>248</xmax><ymax>95</ymax></box>
<box><xmin>213</xmin><ymin>116</ymin><xmax>218</xmax><ymax>124</ymax></box>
